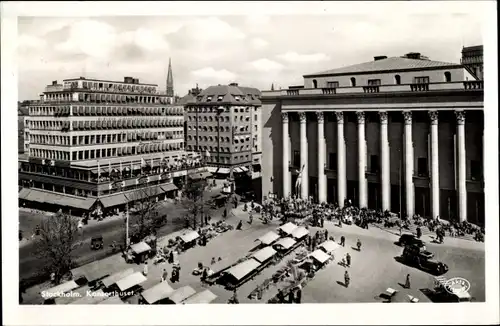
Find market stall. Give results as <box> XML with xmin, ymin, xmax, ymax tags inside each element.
<box><xmin>165</xmin><ymin>285</ymin><xmax>197</xmax><ymax>304</ymax></box>
<box><xmin>179</xmin><ymin>231</ymin><xmax>200</xmax><ymax>251</ymax></box>
<box><xmin>139</xmin><ymin>281</ymin><xmax>175</xmax><ymax>304</ymax></box>
<box><xmin>127</xmin><ymin>242</ymin><xmax>152</xmax><ymax>264</ymax></box>
<box><xmin>256</xmin><ymin>231</ymin><xmax>281</xmax><ymax>246</ymax></box>
<box><xmin>277</xmin><ymin>222</ymin><xmax>298</xmax><ymax>237</ymax></box>
<box><xmin>182</xmin><ymin>289</ymin><xmax>217</xmax><ymax>304</ymax></box>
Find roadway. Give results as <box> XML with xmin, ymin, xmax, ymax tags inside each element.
<box><xmin>19</xmin><ymin>186</ymin><xmax>225</xmax><ymax>282</ymax></box>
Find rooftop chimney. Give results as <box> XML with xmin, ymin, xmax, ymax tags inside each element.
<box><xmin>229</xmin><ymin>82</ymin><xmax>239</xmax><ymax>87</ymax></box>
<box><xmin>374</xmin><ymin>56</ymin><xmax>387</xmax><ymax>61</ymax></box>
<box><xmin>52</xmin><ymin>80</ymin><xmax>58</xmax><ymax>86</ymax></box>
<box><xmin>124</xmin><ymin>77</ymin><xmax>134</xmax><ymax>84</ymax></box>
<box><xmin>404</xmin><ymin>52</ymin><xmax>421</xmax><ymax>60</ymax></box>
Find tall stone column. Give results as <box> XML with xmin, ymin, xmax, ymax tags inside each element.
<box><xmin>316</xmin><ymin>112</ymin><xmax>327</xmax><ymax>203</ymax></box>
<box><xmin>456</xmin><ymin>111</ymin><xmax>467</xmax><ymax>222</ymax></box>
<box><xmin>403</xmin><ymin>111</ymin><xmax>415</xmax><ymax>218</ymax></box>
<box><xmin>429</xmin><ymin>111</ymin><xmax>440</xmax><ymax>219</ymax></box>
<box><xmin>299</xmin><ymin>112</ymin><xmax>309</xmax><ymax>200</ymax></box>
<box><xmin>379</xmin><ymin>111</ymin><xmax>390</xmax><ymax>211</ymax></box>
<box><xmin>282</xmin><ymin>112</ymin><xmax>291</xmax><ymax>198</ymax></box>
<box><xmin>336</xmin><ymin>112</ymin><xmax>347</xmax><ymax>207</ymax></box>
<box><xmin>357</xmin><ymin>111</ymin><xmax>367</xmax><ymax>208</ymax></box>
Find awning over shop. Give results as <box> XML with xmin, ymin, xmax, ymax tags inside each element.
<box><xmin>216</xmin><ymin>167</ymin><xmax>230</xmax><ymax>174</ymax></box>
<box><xmin>179</xmin><ymin>231</ymin><xmax>200</xmax><ymax>243</ymax></box>
<box><xmin>115</xmin><ymin>272</ymin><xmax>147</xmax><ymax>292</ymax></box>
<box><xmin>277</xmin><ymin>222</ymin><xmax>298</xmax><ymax>235</ymax></box>
<box><xmin>252</xmin><ymin>246</ymin><xmax>277</xmax><ymax>263</ymax></box>
<box><xmin>273</xmin><ymin>237</ymin><xmax>296</xmax><ymax>250</ymax></box>
<box><xmin>124</xmin><ymin>185</ymin><xmax>164</xmax><ymax>201</ymax></box>
<box><xmin>188</xmin><ymin>171</ymin><xmax>213</xmax><ymax>180</ymax></box>
<box><xmin>130</xmin><ymin>242</ymin><xmax>151</xmax><ymax>255</ymax></box>
<box><xmin>19</xmin><ymin>188</ymin><xmax>96</xmax><ymax>210</ymax></box>
<box><xmin>318</xmin><ymin>240</ymin><xmax>340</xmax><ymax>254</ymax></box>
<box><xmin>309</xmin><ymin>249</ymin><xmax>331</xmax><ymax>264</ymax></box>
<box><xmin>182</xmin><ymin>289</ymin><xmax>217</xmax><ymax>304</ymax></box>
<box><xmin>225</xmin><ymin>258</ymin><xmax>261</xmax><ymax>281</ymax></box>
<box><xmin>234</xmin><ymin>167</ymin><xmax>243</xmax><ymax>173</ymax></box>
<box><xmin>101</xmin><ymin>268</ymin><xmax>135</xmax><ymax>288</ymax></box>
<box><xmin>99</xmin><ymin>194</ymin><xmax>128</xmax><ymax>208</ymax></box>
<box><xmin>239</xmin><ymin>166</ymin><xmax>249</xmax><ymax>172</ymax></box>
<box><xmin>141</xmin><ymin>281</ymin><xmax>175</xmax><ymax>304</ymax></box>
<box><xmin>207</xmin><ymin>166</ymin><xmax>218</xmax><ymax>173</ymax></box>
<box><xmin>291</xmin><ymin>226</ymin><xmax>310</xmax><ymax>240</ymax></box>
<box><xmin>256</xmin><ymin>231</ymin><xmax>280</xmax><ymax>245</ymax></box>
<box><xmin>160</xmin><ymin>183</ymin><xmax>178</xmax><ymax>193</ymax></box>
<box><xmin>44</xmin><ymin>280</ymin><xmax>79</xmax><ymax>296</ymax></box>
<box><xmin>168</xmin><ymin>286</ymin><xmax>196</xmax><ymax>304</ymax></box>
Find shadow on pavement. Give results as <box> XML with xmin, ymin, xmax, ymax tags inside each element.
<box><xmin>336</xmin><ymin>280</ymin><xmax>348</xmax><ymax>288</ymax></box>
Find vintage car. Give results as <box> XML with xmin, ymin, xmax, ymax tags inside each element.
<box><xmin>397</xmin><ymin>234</ymin><xmax>427</xmax><ymax>251</ymax></box>
<box><xmin>401</xmin><ymin>246</ymin><xmax>448</xmax><ymax>275</ymax></box>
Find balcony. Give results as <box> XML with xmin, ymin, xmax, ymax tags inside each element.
<box><xmin>262</xmin><ymin>80</ymin><xmax>483</xmax><ymax>98</ymax></box>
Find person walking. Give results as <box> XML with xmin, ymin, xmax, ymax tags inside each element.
<box><xmin>344</xmin><ymin>270</ymin><xmax>350</xmax><ymax>288</ymax></box>
<box><xmin>356</xmin><ymin>239</ymin><xmax>362</xmax><ymax>251</ymax></box>
<box><xmin>340</xmin><ymin>235</ymin><xmax>345</xmax><ymax>247</ymax></box>
<box><xmin>405</xmin><ymin>273</ymin><xmax>411</xmax><ymax>289</ymax></box>
<box><xmin>161</xmin><ymin>269</ymin><xmax>168</xmax><ymax>282</ymax></box>
<box><xmin>345</xmin><ymin>253</ymin><xmax>351</xmax><ymax>267</ymax></box>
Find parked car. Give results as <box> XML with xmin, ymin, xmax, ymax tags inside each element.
<box><xmin>397</xmin><ymin>233</ymin><xmax>426</xmax><ymax>251</ymax></box>
<box><xmin>401</xmin><ymin>246</ymin><xmax>448</xmax><ymax>275</ymax></box>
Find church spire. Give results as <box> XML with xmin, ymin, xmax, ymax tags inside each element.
<box><xmin>166</xmin><ymin>58</ymin><xmax>174</xmax><ymax>97</ymax></box>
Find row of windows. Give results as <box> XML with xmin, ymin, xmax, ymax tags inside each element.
<box><xmin>28</xmin><ymin>118</ymin><xmax>183</xmax><ymax>131</ymax></box>
<box><xmin>316</xmin><ymin>73</ymin><xmax>453</xmax><ymax>89</ymax></box>
<box><xmin>29</xmin><ymin>105</ymin><xmax>183</xmax><ymax>116</ymax></box>
<box><xmin>30</xmin><ymin>135</ymin><xmax>71</xmax><ymax>146</ymax></box>
<box><xmin>30</xmin><ymin>143</ymin><xmax>184</xmax><ymax>161</ymax></box>
<box><xmin>76</xmin><ymin>92</ymin><xmax>171</xmax><ymax>105</ymax></box>
<box><xmin>185</xmin><ymin>106</ymin><xmax>258</xmax><ymax>113</ymax></box>
<box><xmin>186</xmin><ymin>135</ymin><xmax>251</xmax><ymax>143</ymax></box>
<box><xmin>79</xmin><ymin>81</ymin><xmax>158</xmax><ymax>94</ymax></box>
<box><xmin>204</xmin><ymin>154</ymin><xmax>251</xmax><ymax>164</ymax></box>
<box><xmin>292</xmin><ymin>152</ymin><xmax>482</xmax><ymax>180</ymax></box>
<box><xmin>187</xmin><ymin>125</ymin><xmax>251</xmax><ymax>133</ymax></box>
<box><xmin>188</xmin><ymin>115</ymin><xmax>254</xmax><ymax>123</ymax></box>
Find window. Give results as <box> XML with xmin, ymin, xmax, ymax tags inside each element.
<box><xmin>326</xmin><ymin>81</ymin><xmax>339</xmax><ymax>88</ymax></box>
<box><xmin>207</xmin><ymin>96</ymin><xmax>213</xmax><ymax>102</ymax></box>
<box><xmin>368</xmin><ymin>79</ymin><xmax>381</xmax><ymax>86</ymax></box>
<box><xmin>370</xmin><ymin>155</ymin><xmax>379</xmax><ymax>173</ymax></box>
<box><xmin>394</xmin><ymin>75</ymin><xmax>401</xmax><ymax>85</ymax></box>
<box><xmin>217</xmin><ymin>96</ymin><xmax>223</xmax><ymax>102</ymax></box>
<box><xmin>417</xmin><ymin>157</ymin><xmax>428</xmax><ymax>176</ymax></box>
<box><xmin>293</xmin><ymin>150</ymin><xmax>300</xmax><ymax>167</ymax></box>
<box><xmin>471</xmin><ymin>160</ymin><xmax>482</xmax><ymax>180</ymax></box>
<box><xmin>328</xmin><ymin>153</ymin><xmax>337</xmax><ymax>170</ymax></box>
<box><xmin>444</xmin><ymin>71</ymin><xmax>452</xmax><ymax>82</ymax></box>
<box><xmin>350</xmin><ymin>77</ymin><xmax>356</xmax><ymax>87</ymax></box>
<box><xmin>414</xmin><ymin>76</ymin><xmax>430</xmax><ymax>84</ymax></box>
<box><xmin>312</xmin><ymin>79</ymin><xmax>318</xmax><ymax>88</ymax></box>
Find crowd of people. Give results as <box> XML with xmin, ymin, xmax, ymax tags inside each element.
<box><xmin>258</xmin><ymin>195</ymin><xmax>485</xmax><ymax>243</ymax></box>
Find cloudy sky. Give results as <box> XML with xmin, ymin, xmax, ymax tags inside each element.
<box><xmin>17</xmin><ymin>13</ymin><xmax>483</xmax><ymax>100</ymax></box>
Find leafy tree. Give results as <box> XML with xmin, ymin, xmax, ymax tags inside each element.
<box><xmin>34</xmin><ymin>211</ymin><xmax>79</xmax><ymax>284</ymax></box>
<box><xmin>128</xmin><ymin>185</ymin><xmax>161</xmax><ymax>242</ymax></box>
<box><xmin>180</xmin><ymin>178</ymin><xmax>209</xmax><ymax>229</ymax></box>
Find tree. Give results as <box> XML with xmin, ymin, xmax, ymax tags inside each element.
<box><xmin>34</xmin><ymin>211</ymin><xmax>79</xmax><ymax>284</ymax></box>
<box><xmin>180</xmin><ymin>178</ymin><xmax>209</xmax><ymax>229</ymax></box>
<box><xmin>127</xmin><ymin>185</ymin><xmax>162</xmax><ymax>242</ymax></box>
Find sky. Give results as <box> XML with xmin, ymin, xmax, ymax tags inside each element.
<box><xmin>17</xmin><ymin>14</ymin><xmax>483</xmax><ymax>100</ymax></box>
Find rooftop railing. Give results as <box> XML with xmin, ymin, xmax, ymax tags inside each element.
<box><xmin>263</xmin><ymin>81</ymin><xmax>484</xmax><ymax>97</ymax></box>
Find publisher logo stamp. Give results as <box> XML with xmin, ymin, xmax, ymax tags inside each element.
<box><xmin>443</xmin><ymin>277</ymin><xmax>471</xmax><ymax>295</ymax></box>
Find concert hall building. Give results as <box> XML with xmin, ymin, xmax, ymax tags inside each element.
<box><xmin>260</xmin><ymin>51</ymin><xmax>484</xmax><ymax>225</ymax></box>
<box><xmin>18</xmin><ymin>76</ymin><xmax>206</xmax><ymax>216</ymax></box>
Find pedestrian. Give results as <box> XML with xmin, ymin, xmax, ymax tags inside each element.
<box><xmin>340</xmin><ymin>235</ymin><xmax>345</xmax><ymax>247</ymax></box>
<box><xmin>201</xmin><ymin>267</ymin><xmax>208</xmax><ymax>281</ymax></box>
<box><xmin>277</xmin><ymin>289</ymin><xmax>285</xmax><ymax>303</ymax></box>
<box><xmin>356</xmin><ymin>239</ymin><xmax>362</xmax><ymax>251</ymax></box>
<box><xmin>161</xmin><ymin>269</ymin><xmax>168</xmax><ymax>282</ymax></box>
<box><xmin>169</xmin><ymin>251</ymin><xmax>174</xmax><ymax>264</ymax></box>
<box><xmin>346</xmin><ymin>253</ymin><xmax>351</xmax><ymax>267</ymax></box>
<box><xmin>211</xmin><ymin>257</ymin><xmax>216</xmax><ymax>265</ymax></box>
<box><xmin>223</xmin><ymin>208</ymin><xmax>227</xmax><ymax>218</ymax></box>
<box><xmin>344</xmin><ymin>270</ymin><xmax>350</xmax><ymax>287</ymax></box>
<box><xmin>325</xmin><ymin>230</ymin><xmax>328</xmax><ymax>241</ymax></box>
<box><xmin>405</xmin><ymin>273</ymin><xmax>411</xmax><ymax>289</ymax></box>
<box><xmin>143</xmin><ymin>262</ymin><xmax>149</xmax><ymax>276</ymax></box>
<box><xmin>296</xmin><ymin>286</ymin><xmax>302</xmax><ymax>304</ymax></box>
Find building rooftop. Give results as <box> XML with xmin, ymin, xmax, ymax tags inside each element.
<box><xmin>462</xmin><ymin>45</ymin><xmax>483</xmax><ymax>53</ymax></box>
<box><xmin>305</xmin><ymin>56</ymin><xmax>460</xmax><ymax>77</ymax></box>
<box><xmin>62</xmin><ymin>76</ymin><xmax>157</xmax><ymax>87</ymax></box>
<box><xmin>187</xmin><ymin>84</ymin><xmax>261</xmax><ymax>106</ymax></box>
